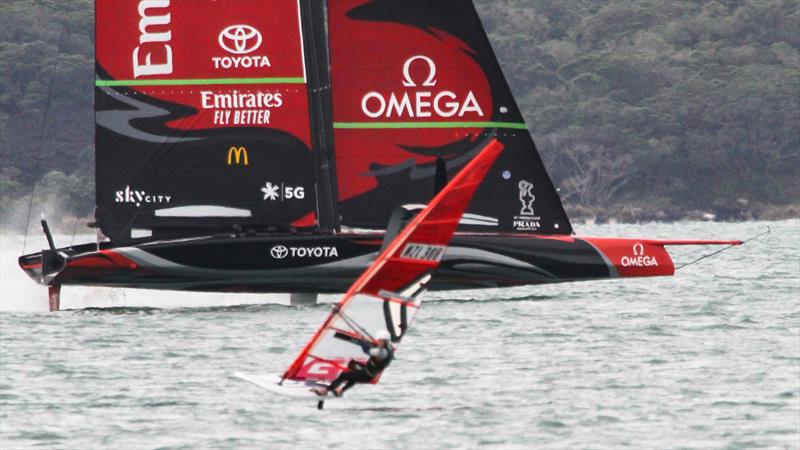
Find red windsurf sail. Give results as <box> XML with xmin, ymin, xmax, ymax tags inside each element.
<box><xmin>282</xmin><ymin>139</ymin><xmax>505</xmax><ymax>383</ymax></box>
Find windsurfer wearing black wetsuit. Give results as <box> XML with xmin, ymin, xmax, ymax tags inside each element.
<box><xmin>315</xmin><ymin>330</ymin><xmax>394</xmax><ymax>397</ymax></box>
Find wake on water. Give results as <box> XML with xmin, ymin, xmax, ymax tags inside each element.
<box><xmin>1</xmin><ymin>233</ymin><xmax>304</xmax><ymax>311</ymax></box>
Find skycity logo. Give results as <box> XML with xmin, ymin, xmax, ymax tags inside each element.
<box><xmin>115</xmin><ymin>186</ymin><xmax>171</xmax><ymax>207</ymax></box>
<box><xmin>132</xmin><ymin>0</ymin><xmax>173</xmax><ymax>78</ymax></box>
<box><xmin>261</xmin><ymin>182</ymin><xmax>305</xmax><ymax>201</ymax></box>
<box><xmin>213</xmin><ymin>24</ymin><xmax>271</xmax><ymax>69</ymax></box>
<box><xmin>621</xmin><ymin>243</ymin><xmax>659</xmax><ymax>267</ymax></box>
<box><xmin>361</xmin><ymin>55</ymin><xmax>484</xmax><ymax>119</ymax></box>
<box><xmin>271</xmin><ymin>245</ymin><xmax>338</xmax><ymax>259</ymax></box>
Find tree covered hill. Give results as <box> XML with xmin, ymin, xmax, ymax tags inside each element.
<box><xmin>1</xmin><ymin>0</ymin><xmax>798</xmax><ymax>230</ymax></box>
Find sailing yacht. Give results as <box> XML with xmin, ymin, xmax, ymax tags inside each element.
<box><xmin>18</xmin><ymin>0</ymin><xmax>739</xmax><ymax>310</ymax></box>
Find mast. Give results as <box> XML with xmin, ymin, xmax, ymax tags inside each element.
<box><xmin>301</xmin><ymin>0</ymin><xmax>339</xmax><ymax>233</ymax></box>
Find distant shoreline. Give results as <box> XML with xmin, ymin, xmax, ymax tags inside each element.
<box><xmin>566</xmin><ymin>203</ymin><xmax>800</xmax><ymax>224</ymax></box>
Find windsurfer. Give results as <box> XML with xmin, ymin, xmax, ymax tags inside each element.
<box><xmin>314</xmin><ymin>330</ymin><xmax>394</xmax><ymax>397</ymax></box>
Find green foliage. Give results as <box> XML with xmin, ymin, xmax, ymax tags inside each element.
<box><xmin>478</xmin><ymin>0</ymin><xmax>799</xmax><ymax>217</ymax></box>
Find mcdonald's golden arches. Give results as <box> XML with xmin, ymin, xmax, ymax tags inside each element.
<box><xmin>227</xmin><ymin>146</ymin><xmax>249</xmax><ymax>166</ymax></box>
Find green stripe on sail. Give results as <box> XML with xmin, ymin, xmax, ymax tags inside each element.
<box><xmin>333</xmin><ymin>121</ymin><xmax>528</xmax><ymax>130</ymax></box>
<box><xmin>95</xmin><ymin>77</ymin><xmax>306</xmax><ymax>87</ymax></box>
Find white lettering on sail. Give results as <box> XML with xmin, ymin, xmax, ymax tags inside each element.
<box><xmin>361</xmin><ymin>55</ymin><xmax>485</xmax><ymax>119</ymax></box>
<box><xmin>132</xmin><ymin>0</ymin><xmax>173</xmax><ymax>78</ymax></box>
<box><xmin>114</xmin><ymin>186</ymin><xmax>172</xmax><ymax>208</ymax></box>
<box><xmin>200</xmin><ymin>90</ymin><xmax>283</xmax><ymax>126</ymax></box>
<box><xmin>261</xmin><ymin>182</ymin><xmax>305</xmax><ymax>202</ymax></box>
<box><xmin>211</xmin><ymin>56</ymin><xmax>272</xmax><ymax>69</ymax></box>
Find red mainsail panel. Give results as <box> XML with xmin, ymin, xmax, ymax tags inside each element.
<box><xmin>96</xmin><ymin>0</ymin><xmax>310</xmax><ymax>143</ymax></box>
<box><xmin>327</xmin><ymin>0</ymin><xmax>573</xmax><ymax>235</ymax></box>
<box><xmin>329</xmin><ymin>0</ymin><xmax>492</xmax><ymax>202</ymax></box>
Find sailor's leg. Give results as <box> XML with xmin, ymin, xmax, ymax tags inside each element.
<box><xmin>340</xmin><ymin>379</ymin><xmax>357</xmax><ymax>394</ymax></box>
<box><xmin>340</xmin><ymin>371</ymin><xmax>373</xmax><ymax>394</ymax></box>
<box><xmin>290</xmin><ymin>293</ymin><xmax>318</xmax><ymax>306</ymax></box>
<box><xmin>48</xmin><ymin>285</ymin><xmax>61</xmax><ymax>312</ymax></box>
<box><xmin>317</xmin><ymin>400</ymin><xmax>324</xmax><ymax>410</ymax></box>
<box><xmin>327</xmin><ymin>372</ymin><xmax>349</xmax><ymax>392</ymax></box>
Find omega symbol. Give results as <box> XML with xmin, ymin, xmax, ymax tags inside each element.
<box><xmin>402</xmin><ymin>55</ymin><xmax>437</xmax><ymax>87</ymax></box>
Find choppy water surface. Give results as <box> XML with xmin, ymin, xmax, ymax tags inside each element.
<box><xmin>1</xmin><ymin>221</ymin><xmax>798</xmax><ymax>449</ymax></box>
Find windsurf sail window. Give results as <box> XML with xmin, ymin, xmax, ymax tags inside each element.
<box><xmin>328</xmin><ymin>0</ymin><xmax>572</xmax><ymax>235</ymax></box>
<box><xmin>95</xmin><ymin>0</ymin><xmax>323</xmax><ymax>242</ymax></box>
<box><xmin>281</xmin><ymin>138</ymin><xmax>505</xmax><ymax>384</ymax></box>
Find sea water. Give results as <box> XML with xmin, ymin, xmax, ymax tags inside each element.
<box><xmin>1</xmin><ymin>221</ymin><xmax>798</xmax><ymax>449</ymax></box>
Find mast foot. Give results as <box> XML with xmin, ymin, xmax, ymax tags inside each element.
<box><xmin>48</xmin><ymin>285</ymin><xmax>61</xmax><ymax>312</ymax></box>
<box><xmin>290</xmin><ymin>293</ymin><xmax>318</xmax><ymax>306</ymax></box>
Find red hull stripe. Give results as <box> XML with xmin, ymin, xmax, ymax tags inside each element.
<box><xmin>580</xmin><ymin>236</ymin><xmax>740</xmax><ymax>279</ymax></box>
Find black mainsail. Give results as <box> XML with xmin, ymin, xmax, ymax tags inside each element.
<box><xmin>95</xmin><ymin>0</ymin><xmax>328</xmax><ymax>242</ymax></box>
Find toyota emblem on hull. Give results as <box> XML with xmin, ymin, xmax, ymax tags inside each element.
<box><xmin>271</xmin><ymin>245</ymin><xmax>289</xmax><ymax>259</ymax></box>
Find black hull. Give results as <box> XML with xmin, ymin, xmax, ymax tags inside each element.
<box><xmin>19</xmin><ymin>233</ymin><xmax>619</xmax><ymax>294</ymax></box>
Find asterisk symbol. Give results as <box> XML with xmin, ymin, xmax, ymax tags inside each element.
<box><xmin>261</xmin><ymin>182</ymin><xmax>280</xmax><ymax>201</ymax></box>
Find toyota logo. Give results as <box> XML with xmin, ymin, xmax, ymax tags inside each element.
<box><xmin>218</xmin><ymin>25</ymin><xmax>262</xmax><ymax>55</ymax></box>
<box><xmin>271</xmin><ymin>245</ymin><xmax>288</xmax><ymax>259</ymax></box>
